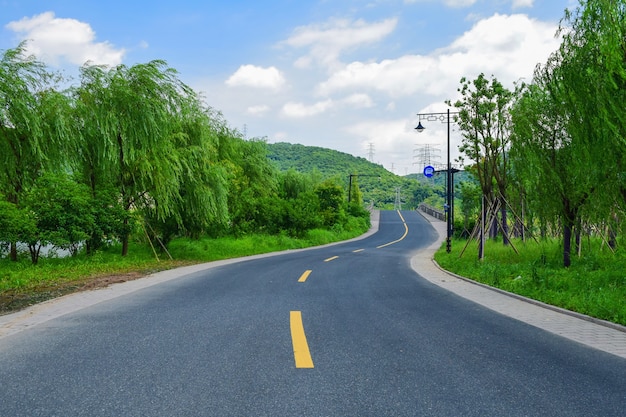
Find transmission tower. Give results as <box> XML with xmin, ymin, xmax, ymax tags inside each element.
<box><xmin>367</xmin><ymin>142</ymin><xmax>375</xmax><ymax>162</ymax></box>
<box><xmin>394</xmin><ymin>187</ymin><xmax>402</xmax><ymax>210</ymax></box>
<box><xmin>413</xmin><ymin>144</ymin><xmax>441</xmax><ymax>172</ymax></box>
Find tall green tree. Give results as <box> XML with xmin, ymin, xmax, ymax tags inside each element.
<box><xmin>558</xmin><ymin>0</ymin><xmax>626</xmax><ymax>222</ymax></box>
<box><xmin>510</xmin><ymin>79</ymin><xmax>596</xmax><ymax>267</ymax></box>
<box><xmin>22</xmin><ymin>173</ymin><xmax>95</xmax><ymax>263</ymax></box>
<box><xmin>147</xmin><ymin>106</ymin><xmax>230</xmax><ymax>245</ymax></box>
<box><xmin>72</xmin><ymin>60</ymin><xmax>200</xmax><ymax>255</ymax></box>
<box><xmin>0</xmin><ymin>42</ymin><xmax>71</xmax><ymax>260</ymax></box>
<box><xmin>315</xmin><ymin>178</ymin><xmax>346</xmax><ymax>228</ymax></box>
<box><xmin>508</xmin><ymin>0</ymin><xmax>626</xmax><ymax>267</ymax></box>
<box><xmin>451</xmin><ymin>73</ymin><xmax>514</xmax><ymax>247</ymax></box>
<box><xmin>218</xmin><ymin>136</ymin><xmax>278</xmax><ymax>236</ymax></box>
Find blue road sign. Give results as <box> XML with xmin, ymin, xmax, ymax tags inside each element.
<box><xmin>423</xmin><ymin>165</ymin><xmax>435</xmax><ymax>178</ymax></box>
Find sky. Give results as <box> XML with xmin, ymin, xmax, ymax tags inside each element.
<box><xmin>1</xmin><ymin>0</ymin><xmax>577</xmax><ymax>175</ymax></box>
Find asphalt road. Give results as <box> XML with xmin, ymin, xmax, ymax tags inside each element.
<box><xmin>0</xmin><ymin>210</ymin><xmax>625</xmax><ymax>416</ymax></box>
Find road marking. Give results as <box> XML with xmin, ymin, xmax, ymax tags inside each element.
<box><xmin>324</xmin><ymin>256</ymin><xmax>339</xmax><ymax>262</ymax></box>
<box><xmin>298</xmin><ymin>270</ymin><xmax>312</xmax><ymax>283</ymax></box>
<box><xmin>290</xmin><ymin>311</ymin><xmax>314</xmax><ymax>368</ymax></box>
<box><xmin>377</xmin><ymin>210</ymin><xmax>409</xmax><ymax>248</ymax></box>
<box><xmin>353</xmin><ymin>249</ymin><xmax>365</xmax><ymax>253</ymax></box>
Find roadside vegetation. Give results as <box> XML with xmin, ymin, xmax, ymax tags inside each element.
<box><xmin>432</xmin><ymin>0</ymin><xmax>626</xmax><ymax>328</ymax></box>
<box><xmin>435</xmin><ymin>238</ymin><xmax>626</xmax><ymax>326</ymax></box>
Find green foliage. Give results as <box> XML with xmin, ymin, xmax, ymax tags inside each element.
<box><xmin>0</xmin><ymin>43</ymin><xmax>71</xmax><ymax>261</ymax></box>
<box><xmin>506</xmin><ymin>0</ymin><xmax>626</xmax><ymax>266</ymax></box>
<box><xmin>315</xmin><ymin>178</ymin><xmax>347</xmax><ymax>227</ymax></box>
<box><xmin>21</xmin><ymin>173</ymin><xmax>95</xmax><ymax>263</ymax></box>
<box><xmin>0</xmin><ymin>43</ymin><xmax>397</xmax><ymax>273</ymax></box>
<box><xmin>0</xmin><ymin>197</ymin><xmax>35</xmax><ymax>253</ymax></box>
<box><xmin>72</xmin><ymin>61</ymin><xmax>199</xmax><ymax>255</ymax></box>
<box><xmin>268</xmin><ymin>141</ymin><xmax>441</xmax><ymax>210</ymax></box>
<box><xmin>435</xmin><ymin>238</ymin><xmax>626</xmax><ymax>326</ymax></box>
<box><xmin>458</xmin><ymin>181</ymin><xmax>481</xmax><ymax>237</ymax></box>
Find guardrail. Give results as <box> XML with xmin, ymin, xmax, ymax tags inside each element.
<box><xmin>418</xmin><ymin>203</ymin><xmax>445</xmax><ymax>221</ymax></box>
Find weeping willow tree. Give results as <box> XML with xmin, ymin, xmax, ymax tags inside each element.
<box><xmin>0</xmin><ymin>42</ymin><xmax>71</xmax><ymax>260</ymax></box>
<box><xmin>509</xmin><ymin>0</ymin><xmax>626</xmax><ymax>267</ymax></box>
<box><xmin>72</xmin><ymin>60</ymin><xmax>224</xmax><ymax>256</ymax></box>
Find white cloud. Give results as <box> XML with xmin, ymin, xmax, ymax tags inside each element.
<box><xmin>317</xmin><ymin>13</ymin><xmax>560</xmax><ymax>99</ymax></box>
<box><xmin>281</xmin><ymin>99</ymin><xmax>334</xmax><ymax>118</ymax></box>
<box><xmin>346</xmin><ymin>119</ymin><xmax>414</xmax><ymax>153</ymax></box>
<box><xmin>226</xmin><ymin>64</ymin><xmax>286</xmax><ymax>90</ymax></box>
<box><xmin>283</xmin><ymin>17</ymin><xmax>397</xmax><ymax>70</ymax></box>
<box><xmin>280</xmin><ymin>94</ymin><xmax>374</xmax><ymax>118</ymax></box>
<box><xmin>247</xmin><ymin>105</ymin><xmax>271</xmax><ymax>116</ymax></box>
<box><xmin>341</xmin><ymin>93</ymin><xmax>374</xmax><ymax>108</ymax></box>
<box><xmin>5</xmin><ymin>11</ymin><xmax>125</xmax><ymax>66</ymax></box>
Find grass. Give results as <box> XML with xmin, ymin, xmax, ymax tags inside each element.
<box><xmin>434</xmin><ymin>237</ymin><xmax>626</xmax><ymax>326</ymax></box>
<box><xmin>0</xmin><ymin>225</ymin><xmax>368</xmax><ymax>314</ymax></box>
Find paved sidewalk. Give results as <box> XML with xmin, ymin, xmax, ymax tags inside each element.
<box><xmin>413</xmin><ymin>212</ymin><xmax>626</xmax><ymax>360</ymax></box>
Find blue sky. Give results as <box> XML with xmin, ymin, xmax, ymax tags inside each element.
<box><xmin>1</xmin><ymin>0</ymin><xmax>576</xmax><ymax>174</ymax></box>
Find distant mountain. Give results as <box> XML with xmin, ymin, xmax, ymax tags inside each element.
<box><xmin>267</xmin><ymin>142</ymin><xmax>387</xmax><ymax>177</ymax></box>
<box><xmin>266</xmin><ymin>142</ymin><xmax>440</xmax><ymax>209</ymax></box>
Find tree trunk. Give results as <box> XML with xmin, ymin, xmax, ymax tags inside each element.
<box><xmin>608</xmin><ymin>212</ymin><xmax>618</xmax><ymax>250</ymax></box>
<box><xmin>562</xmin><ymin>200</ymin><xmax>578</xmax><ymax>268</ymax></box>
<box><xmin>121</xmin><ymin>217</ymin><xmax>129</xmax><ymax>256</ymax></box>
<box><xmin>28</xmin><ymin>243</ymin><xmax>40</xmax><ymax>265</ymax></box>
<box><xmin>563</xmin><ymin>220</ymin><xmax>572</xmax><ymax>268</ymax></box>
<box><xmin>10</xmin><ymin>242</ymin><xmax>17</xmax><ymax>262</ymax></box>
<box><xmin>500</xmin><ymin>202</ymin><xmax>509</xmax><ymax>245</ymax></box>
<box><xmin>478</xmin><ymin>195</ymin><xmax>485</xmax><ymax>261</ymax></box>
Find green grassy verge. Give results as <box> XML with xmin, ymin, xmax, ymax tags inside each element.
<box><xmin>0</xmin><ymin>226</ymin><xmax>368</xmax><ymax>314</ymax></box>
<box><xmin>434</xmin><ymin>238</ymin><xmax>626</xmax><ymax>326</ymax></box>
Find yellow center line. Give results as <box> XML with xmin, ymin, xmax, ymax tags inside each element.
<box><xmin>290</xmin><ymin>311</ymin><xmax>314</xmax><ymax>368</ymax></box>
<box><xmin>324</xmin><ymin>256</ymin><xmax>339</xmax><ymax>262</ymax></box>
<box><xmin>298</xmin><ymin>270</ymin><xmax>312</xmax><ymax>283</ymax></box>
<box><xmin>377</xmin><ymin>210</ymin><xmax>409</xmax><ymax>248</ymax></box>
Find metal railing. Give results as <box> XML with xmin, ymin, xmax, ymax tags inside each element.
<box><xmin>418</xmin><ymin>203</ymin><xmax>445</xmax><ymax>221</ymax></box>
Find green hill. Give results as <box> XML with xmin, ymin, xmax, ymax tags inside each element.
<box><xmin>266</xmin><ymin>142</ymin><xmax>444</xmax><ymax>209</ymax></box>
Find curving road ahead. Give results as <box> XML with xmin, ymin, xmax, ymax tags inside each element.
<box><xmin>0</xmin><ymin>210</ymin><xmax>625</xmax><ymax>416</ymax></box>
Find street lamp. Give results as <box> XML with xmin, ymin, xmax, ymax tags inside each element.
<box><xmin>415</xmin><ymin>108</ymin><xmax>459</xmax><ymax>253</ymax></box>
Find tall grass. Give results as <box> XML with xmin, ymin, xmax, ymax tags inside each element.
<box><xmin>434</xmin><ymin>237</ymin><xmax>626</xmax><ymax>326</ymax></box>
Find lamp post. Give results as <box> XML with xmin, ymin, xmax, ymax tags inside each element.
<box><xmin>415</xmin><ymin>108</ymin><xmax>459</xmax><ymax>253</ymax></box>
